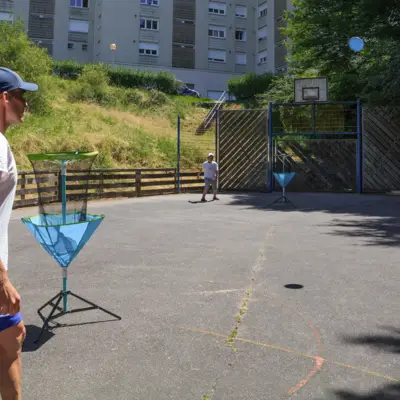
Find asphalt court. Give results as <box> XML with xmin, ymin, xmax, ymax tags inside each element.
<box><xmin>9</xmin><ymin>192</ymin><xmax>400</xmax><ymax>399</ymax></box>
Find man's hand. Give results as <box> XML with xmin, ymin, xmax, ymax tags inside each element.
<box><xmin>0</xmin><ymin>278</ymin><xmax>21</xmax><ymax>316</ymax></box>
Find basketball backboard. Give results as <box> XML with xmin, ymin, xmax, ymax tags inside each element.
<box><xmin>294</xmin><ymin>78</ymin><xmax>328</xmax><ymax>103</ymax></box>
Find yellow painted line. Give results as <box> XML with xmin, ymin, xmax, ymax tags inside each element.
<box><xmin>328</xmin><ymin>361</ymin><xmax>400</xmax><ymax>383</ymax></box>
<box><xmin>177</xmin><ymin>326</ymin><xmax>400</xmax><ymax>383</ymax></box>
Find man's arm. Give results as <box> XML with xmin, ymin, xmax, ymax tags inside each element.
<box><xmin>197</xmin><ymin>163</ymin><xmax>204</xmax><ymax>180</ymax></box>
<box><xmin>0</xmin><ymin>259</ymin><xmax>20</xmax><ymax>316</ymax></box>
<box><xmin>0</xmin><ymin>170</ymin><xmax>21</xmax><ymax>316</ymax></box>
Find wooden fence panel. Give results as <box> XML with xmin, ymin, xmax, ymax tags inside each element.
<box><xmin>362</xmin><ymin>107</ymin><xmax>400</xmax><ymax>192</ymax></box>
<box><xmin>13</xmin><ymin>168</ymin><xmax>205</xmax><ymax>209</ymax></box>
<box><xmin>218</xmin><ymin>110</ymin><xmax>269</xmax><ymax>191</ymax></box>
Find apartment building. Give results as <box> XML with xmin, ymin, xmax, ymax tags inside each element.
<box><xmin>0</xmin><ymin>0</ymin><xmax>292</xmax><ymax>98</ymax></box>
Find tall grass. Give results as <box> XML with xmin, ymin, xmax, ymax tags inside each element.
<box><xmin>8</xmin><ymin>76</ymin><xmax>213</xmax><ymax>170</ymax></box>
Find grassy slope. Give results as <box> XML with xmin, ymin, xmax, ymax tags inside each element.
<box><xmin>8</xmin><ymin>77</ymin><xmax>215</xmax><ymax>170</ymax></box>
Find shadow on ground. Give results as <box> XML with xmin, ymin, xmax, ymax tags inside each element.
<box><xmin>22</xmin><ymin>325</ymin><xmax>54</xmax><ymax>352</ymax></box>
<box><xmin>341</xmin><ymin>326</ymin><xmax>400</xmax><ymax>354</ymax></box>
<box><xmin>332</xmin><ymin>383</ymin><xmax>400</xmax><ymax>399</ymax></box>
<box><xmin>224</xmin><ymin>192</ymin><xmax>400</xmax><ymax>246</ymax></box>
<box><xmin>327</xmin><ymin>327</ymin><xmax>400</xmax><ymax>399</ymax></box>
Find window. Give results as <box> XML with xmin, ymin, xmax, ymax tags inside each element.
<box><xmin>258</xmin><ymin>50</ymin><xmax>267</xmax><ymax>64</ymax></box>
<box><xmin>258</xmin><ymin>2</ymin><xmax>267</xmax><ymax>17</ymax></box>
<box><xmin>209</xmin><ymin>2</ymin><xmax>226</xmax><ymax>15</ymax></box>
<box><xmin>236</xmin><ymin>53</ymin><xmax>247</xmax><ymax>65</ymax></box>
<box><xmin>235</xmin><ymin>5</ymin><xmax>246</xmax><ymax>18</ymax></box>
<box><xmin>139</xmin><ymin>42</ymin><xmax>159</xmax><ymax>56</ymax></box>
<box><xmin>68</xmin><ymin>19</ymin><xmax>89</xmax><ymax>33</ymax></box>
<box><xmin>140</xmin><ymin>18</ymin><xmax>159</xmax><ymax>30</ymax></box>
<box><xmin>258</xmin><ymin>27</ymin><xmax>267</xmax><ymax>40</ymax></box>
<box><xmin>68</xmin><ymin>43</ymin><xmax>74</xmax><ymax>49</ymax></box>
<box><xmin>0</xmin><ymin>12</ymin><xmax>13</xmax><ymax>25</ymax></box>
<box><xmin>208</xmin><ymin>49</ymin><xmax>226</xmax><ymax>63</ymax></box>
<box><xmin>82</xmin><ymin>44</ymin><xmax>88</xmax><ymax>51</ymax></box>
<box><xmin>208</xmin><ymin>25</ymin><xmax>226</xmax><ymax>39</ymax></box>
<box><xmin>235</xmin><ymin>29</ymin><xmax>246</xmax><ymax>41</ymax></box>
<box><xmin>140</xmin><ymin>0</ymin><xmax>159</xmax><ymax>5</ymax></box>
<box><xmin>70</xmin><ymin>0</ymin><xmax>89</xmax><ymax>8</ymax></box>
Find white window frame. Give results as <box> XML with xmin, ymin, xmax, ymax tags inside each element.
<box><xmin>258</xmin><ymin>2</ymin><xmax>267</xmax><ymax>17</ymax></box>
<box><xmin>258</xmin><ymin>50</ymin><xmax>267</xmax><ymax>65</ymax></box>
<box><xmin>208</xmin><ymin>25</ymin><xmax>226</xmax><ymax>39</ymax></box>
<box><xmin>208</xmin><ymin>49</ymin><xmax>226</xmax><ymax>63</ymax></box>
<box><xmin>139</xmin><ymin>42</ymin><xmax>159</xmax><ymax>57</ymax></box>
<box><xmin>140</xmin><ymin>17</ymin><xmax>159</xmax><ymax>31</ymax></box>
<box><xmin>70</xmin><ymin>0</ymin><xmax>89</xmax><ymax>8</ymax></box>
<box><xmin>140</xmin><ymin>0</ymin><xmax>159</xmax><ymax>5</ymax></box>
<box><xmin>209</xmin><ymin>2</ymin><xmax>226</xmax><ymax>15</ymax></box>
<box><xmin>258</xmin><ymin>26</ymin><xmax>267</xmax><ymax>40</ymax></box>
<box><xmin>68</xmin><ymin>19</ymin><xmax>89</xmax><ymax>33</ymax></box>
<box><xmin>235</xmin><ymin>29</ymin><xmax>246</xmax><ymax>41</ymax></box>
<box><xmin>235</xmin><ymin>53</ymin><xmax>247</xmax><ymax>65</ymax></box>
<box><xmin>235</xmin><ymin>5</ymin><xmax>246</xmax><ymax>18</ymax></box>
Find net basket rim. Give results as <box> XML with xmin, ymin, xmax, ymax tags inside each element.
<box><xmin>27</xmin><ymin>151</ymin><xmax>98</xmax><ymax>161</ymax></box>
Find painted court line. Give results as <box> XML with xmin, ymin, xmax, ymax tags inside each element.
<box><xmin>178</xmin><ymin>326</ymin><xmax>400</xmax><ymax>384</ymax></box>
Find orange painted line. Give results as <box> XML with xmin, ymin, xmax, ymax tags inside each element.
<box><xmin>288</xmin><ymin>356</ymin><xmax>325</xmax><ymax>396</ymax></box>
<box><xmin>288</xmin><ymin>320</ymin><xmax>324</xmax><ymax>396</ymax></box>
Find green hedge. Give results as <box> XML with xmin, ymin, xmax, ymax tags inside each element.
<box><xmin>53</xmin><ymin>60</ymin><xmax>177</xmax><ymax>94</ymax></box>
<box><xmin>228</xmin><ymin>72</ymin><xmax>274</xmax><ymax>100</ymax></box>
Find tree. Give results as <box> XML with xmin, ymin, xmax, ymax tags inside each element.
<box><xmin>228</xmin><ymin>73</ymin><xmax>274</xmax><ymax>100</ymax></box>
<box><xmin>283</xmin><ymin>0</ymin><xmax>400</xmax><ymax>105</ymax></box>
<box><xmin>0</xmin><ymin>19</ymin><xmax>53</xmax><ymax>113</ymax></box>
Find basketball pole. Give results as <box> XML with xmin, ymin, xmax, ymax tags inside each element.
<box><xmin>177</xmin><ymin>116</ymin><xmax>181</xmax><ymax>194</ymax></box>
<box><xmin>356</xmin><ymin>98</ymin><xmax>362</xmax><ymax>193</ymax></box>
<box><xmin>268</xmin><ymin>102</ymin><xmax>273</xmax><ymax>192</ymax></box>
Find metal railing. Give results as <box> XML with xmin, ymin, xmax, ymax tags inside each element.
<box><xmin>202</xmin><ymin>91</ymin><xmax>227</xmax><ymax>130</ymax></box>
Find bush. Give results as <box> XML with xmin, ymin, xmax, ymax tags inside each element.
<box><xmin>53</xmin><ymin>60</ymin><xmax>178</xmax><ymax>94</ymax></box>
<box><xmin>228</xmin><ymin>72</ymin><xmax>274</xmax><ymax>100</ymax></box>
<box><xmin>53</xmin><ymin>60</ymin><xmax>83</xmax><ymax>79</ymax></box>
<box><xmin>68</xmin><ymin>64</ymin><xmax>112</xmax><ymax>105</ymax></box>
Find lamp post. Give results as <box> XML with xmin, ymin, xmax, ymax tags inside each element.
<box><xmin>110</xmin><ymin>43</ymin><xmax>117</xmax><ymax>68</ymax></box>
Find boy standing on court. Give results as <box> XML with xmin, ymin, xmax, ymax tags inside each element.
<box><xmin>0</xmin><ymin>67</ymin><xmax>38</xmax><ymax>400</ymax></box>
<box><xmin>199</xmin><ymin>153</ymin><xmax>219</xmax><ymax>202</ymax></box>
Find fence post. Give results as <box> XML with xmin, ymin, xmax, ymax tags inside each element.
<box><xmin>356</xmin><ymin>98</ymin><xmax>362</xmax><ymax>193</ymax></box>
<box><xmin>20</xmin><ymin>173</ymin><xmax>25</xmax><ymax>201</ymax></box>
<box><xmin>57</xmin><ymin>171</ymin><xmax>62</xmax><ymax>203</ymax></box>
<box><xmin>268</xmin><ymin>102</ymin><xmax>274</xmax><ymax>192</ymax></box>
<box><xmin>177</xmin><ymin>116</ymin><xmax>181</xmax><ymax>193</ymax></box>
<box><xmin>135</xmin><ymin>170</ymin><xmax>142</xmax><ymax>197</ymax></box>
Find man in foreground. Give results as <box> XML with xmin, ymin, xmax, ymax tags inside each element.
<box><xmin>198</xmin><ymin>153</ymin><xmax>219</xmax><ymax>202</ymax></box>
<box><xmin>0</xmin><ymin>67</ymin><xmax>38</xmax><ymax>400</ymax></box>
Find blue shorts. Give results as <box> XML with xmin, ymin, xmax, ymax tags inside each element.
<box><xmin>0</xmin><ymin>313</ymin><xmax>22</xmax><ymax>332</ymax></box>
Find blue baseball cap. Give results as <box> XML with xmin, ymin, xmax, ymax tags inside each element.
<box><xmin>0</xmin><ymin>67</ymin><xmax>38</xmax><ymax>93</ymax></box>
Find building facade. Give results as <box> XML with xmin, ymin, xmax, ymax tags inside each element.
<box><xmin>0</xmin><ymin>0</ymin><xmax>292</xmax><ymax>98</ymax></box>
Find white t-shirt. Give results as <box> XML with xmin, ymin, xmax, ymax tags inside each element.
<box><xmin>202</xmin><ymin>161</ymin><xmax>218</xmax><ymax>180</ymax></box>
<box><xmin>0</xmin><ymin>134</ymin><xmax>17</xmax><ymax>270</ymax></box>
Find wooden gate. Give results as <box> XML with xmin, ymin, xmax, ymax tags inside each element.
<box><xmin>217</xmin><ymin>110</ymin><xmax>268</xmax><ymax>191</ymax></box>
<box><xmin>273</xmin><ymin>138</ymin><xmax>357</xmax><ymax>192</ymax></box>
<box><xmin>362</xmin><ymin>107</ymin><xmax>400</xmax><ymax>192</ymax></box>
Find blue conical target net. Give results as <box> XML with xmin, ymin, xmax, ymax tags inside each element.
<box><xmin>273</xmin><ymin>172</ymin><xmax>296</xmax><ymax>188</ymax></box>
<box><xmin>22</xmin><ymin>213</ymin><xmax>103</xmax><ymax>268</ymax></box>
<box><xmin>22</xmin><ymin>152</ymin><xmax>104</xmax><ymax>269</ymax></box>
